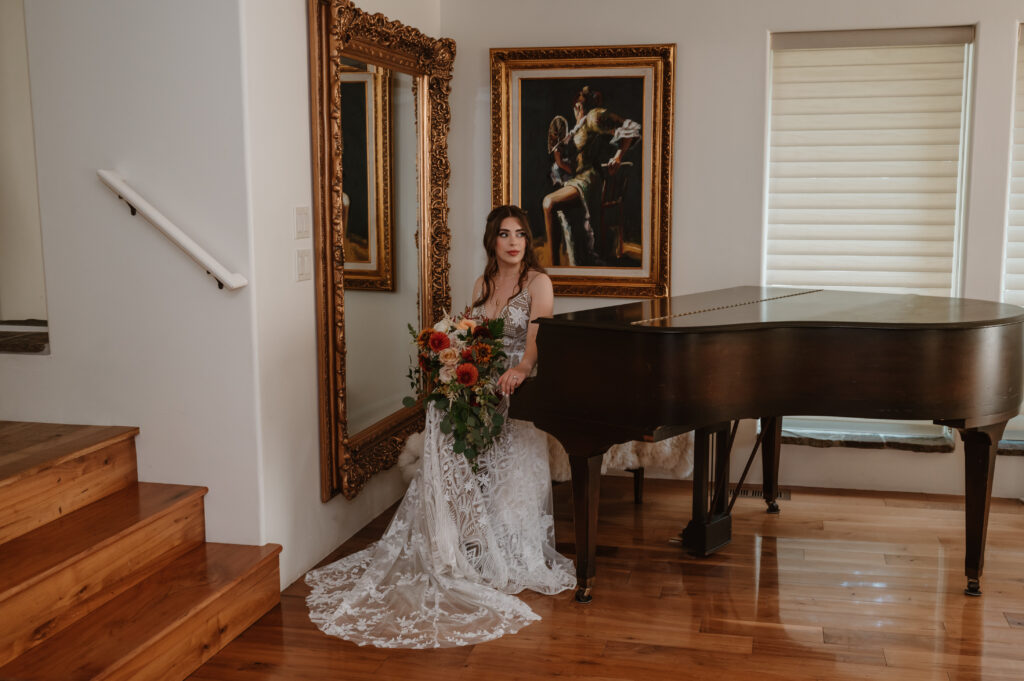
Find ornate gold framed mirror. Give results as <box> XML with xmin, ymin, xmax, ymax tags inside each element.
<box><xmin>308</xmin><ymin>0</ymin><xmax>454</xmax><ymax>501</ymax></box>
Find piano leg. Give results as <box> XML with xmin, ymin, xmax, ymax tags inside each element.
<box><xmin>761</xmin><ymin>416</ymin><xmax>782</xmax><ymax>514</ymax></box>
<box><xmin>960</xmin><ymin>421</ymin><xmax>1005</xmax><ymax>596</ymax></box>
<box><xmin>682</xmin><ymin>423</ymin><xmax>732</xmax><ymax>556</ymax></box>
<box><xmin>569</xmin><ymin>454</ymin><xmax>603</xmax><ymax>603</ymax></box>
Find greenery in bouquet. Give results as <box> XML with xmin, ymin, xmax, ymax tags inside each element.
<box><xmin>404</xmin><ymin>312</ymin><xmax>508</xmax><ymax>472</ymax></box>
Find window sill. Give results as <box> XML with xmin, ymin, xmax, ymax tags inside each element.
<box><xmin>997</xmin><ymin>441</ymin><xmax>1024</xmax><ymax>457</ymax></box>
<box><xmin>782</xmin><ymin>429</ymin><xmax>1024</xmax><ymax>457</ymax></box>
<box><xmin>781</xmin><ymin>428</ymin><xmax>954</xmax><ymax>453</ymax></box>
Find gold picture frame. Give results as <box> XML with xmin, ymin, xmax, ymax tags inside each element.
<box><xmin>338</xmin><ymin>63</ymin><xmax>395</xmax><ymax>290</ymax></box>
<box><xmin>309</xmin><ymin>0</ymin><xmax>455</xmax><ymax>500</ymax></box>
<box><xmin>491</xmin><ymin>44</ymin><xmax>674</xmax><ymax>298</ymax></box>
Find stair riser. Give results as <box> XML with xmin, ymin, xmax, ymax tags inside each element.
<box><xmin>99</xmin><ymin>555</ymin><xmax>280</xmax><ymax>681</ymax></box>
<box><xmin>0</xmin><ymin>438</ymin><xmax>138</xmax><ymax>545</ymax></box>
<box><xmin>0</xmin><ymin>494</ymin><xmax>205</xmax><ymax>667</ymax></box>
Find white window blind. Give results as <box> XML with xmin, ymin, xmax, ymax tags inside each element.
<box><xmin>1005</xmin><ymin>27</ymin><xmax>1024</xmax><ymax>308</ymax></box>
<box><xmin>765</xmin><ymin>28</ymin><xmax>974</xmax><ymax>442</ymax></box>
<box><xmin>1003</xmin><ymin>26</ymin><xmax>1024</xmax><ymax>442</ymax></box>
<box><xmin>766</xmin><ymin>28</ymin><xmax>974</xmax><ymax>296</ymax></box>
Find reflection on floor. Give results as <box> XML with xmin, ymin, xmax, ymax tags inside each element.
<box><xmin>189</xmin><ymin>476</ymin><xmax>1024</xmax><ymax>681</ymax></box>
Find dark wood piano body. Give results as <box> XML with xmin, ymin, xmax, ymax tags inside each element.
<box><xmin>510</xmin><ymin>286</ymin><xmax>1024</xmax><ymax>602</ymax></box>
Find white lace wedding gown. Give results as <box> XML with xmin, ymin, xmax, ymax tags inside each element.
<box><xmin>305</xmin><ymin>288</ymin><xmax>576</xmax><ymax>648</ymax></box>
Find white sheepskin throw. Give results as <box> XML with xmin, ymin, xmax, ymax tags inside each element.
<box><xmin>543</xmin><ymin>430</ymin><xmax>693</xmax><ymax>482</ymax></box>
<box><xmin>397</xmin><ymin>427</ymin><xmax>693</xmax><ymax>483</ymax></box>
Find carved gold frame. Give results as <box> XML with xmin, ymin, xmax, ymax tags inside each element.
<box><xmin>309</xmin><ymin>0</ymin><xmax>454</xmax><ymax>501</ymax></box>
<box><xmin>338</xmin><ymin>63</ymin><xmax>395</xmax><ymax>290</ymax></box>
<box><xmin>490</xmin><ymin>45</ymin><xmax>674</xmax><ymax>298</ymax></box>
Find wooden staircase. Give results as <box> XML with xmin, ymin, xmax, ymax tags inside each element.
<box><xmin>0</xmin><ymin>421</ymin><xmax>281</xmax><ymax>681</ymax></box>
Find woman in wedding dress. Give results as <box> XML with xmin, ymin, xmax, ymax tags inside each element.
<box><xmin>305</xmin><ymin>204</ymin><xmax>576</xmax><ymax>648</ymax></box>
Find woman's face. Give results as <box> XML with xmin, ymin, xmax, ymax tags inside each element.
<box><xmin>495</xmin><ymin>216</ymin><xmax>527</xmax><ymax>268</ymax></box>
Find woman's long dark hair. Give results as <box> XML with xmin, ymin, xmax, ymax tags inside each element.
<box><xmin>471</xmin><ymin>204</ymin><xmax>545</xmax><ymax>310</ymax></box>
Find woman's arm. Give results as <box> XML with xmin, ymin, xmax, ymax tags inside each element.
<box><xmin>497</xmin><ymin>272</ymin><xmax>554</xmax><ymax>395</ymax></box>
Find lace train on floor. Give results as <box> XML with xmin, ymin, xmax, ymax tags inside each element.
<box><xmin>305</xmin><ymin>405</ymin><xmax>576</xmax><ymax>648</ymax></box>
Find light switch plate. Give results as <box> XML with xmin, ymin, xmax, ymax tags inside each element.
<box><xmin>295</xmin><ymin>248</ymin><xmax>313</xmax><ymax>281</ymax></box>
<box><xmin>295</xmin><ymin>206</ymin><xmax>312</xmax><ymax>239</ymax></box>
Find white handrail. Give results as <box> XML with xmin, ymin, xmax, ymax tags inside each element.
<box><xmin>97</xmin><ymin>170</ymin><xmax>248</xmax><ymax>290</ymax></box>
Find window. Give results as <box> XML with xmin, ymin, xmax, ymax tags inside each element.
<box><xmin>1002</xmin><ymin>25</ymin><xmax>1024</xmax><ymax>442</ymax></box>
<box><xmin>765</xmin><ymin>27</ymin><xmax>974</xmax><ymax>442</ymax></box>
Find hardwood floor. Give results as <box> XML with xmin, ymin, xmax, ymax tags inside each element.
<box><xmin>189</xmin><ymin>477</ymin><xmax>1024</xmax><ymax>681</ymax></box>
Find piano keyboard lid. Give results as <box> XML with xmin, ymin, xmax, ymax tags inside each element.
<box><xmin>542</xmin><ymin>287</ymin><xmax>1024</xmax><ymax>332</ymax></box>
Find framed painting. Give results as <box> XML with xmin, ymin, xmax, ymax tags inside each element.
<box><xmin>339</xmin><ymin>62</ymin><xmax>395</xmax><ymax>290</ymax></box>
<box><xmin>490</xmin><ymin>44</ymin><xmax>674</xmax><ymax>297</ymax></box>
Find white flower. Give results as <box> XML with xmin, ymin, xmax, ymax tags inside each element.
<box><xmin>439</xmin><ymin>365</ymin><xmax>456</xmax><ymax>383</ymax></box>
<box><xmin>433</xmin><ymin>318</ymin><xmax>451</xmax><ymax>332</ymax></box>
<box><xmin>438</xmin><ymin>347</ymin><xmax>459</xmax><ymax>365</ymax></box>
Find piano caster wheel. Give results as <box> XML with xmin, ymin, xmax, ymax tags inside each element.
<box><xmin>765</xmin><ymin>500</ymin><xmax>780</xmax><ymax>514</ymax></box>
<box><xmin>574</xmin><ymin>586</ymin><xmax>593</xmax><ymax>604</ymax></box>
<box><xmin>964</xmin><ymin>579</ymin><xmax>982</xmax><ymax>597</ymax></box>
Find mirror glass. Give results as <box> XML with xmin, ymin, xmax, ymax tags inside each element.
<box><xmin>344</xmin><ymin>68</ymin><xmax>419</xmax><ymax>435</ymax></box>
<box><xmin>0</xmin><ymin>0</ymin><xmax>49</xmax><ymax>354</ymax></box>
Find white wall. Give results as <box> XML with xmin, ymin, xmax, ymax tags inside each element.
<box><xmin>0</xmin><ymin>0</ymin><xmax>47</xmax><ymax>321</ymax></box>
<box><xmin>0</xmin><ymin>0</ymin><xmax>263</xmax><ymax>543</ymax></box>
<box><xmin>242</xmin><ymin>0</ymin><xmax>442</xmax><ymax>587</ymax></box>
<box><xmin>441</xmin><ymin>0</ymin><xmax>1024</xmax><ymax>497</ymax></box>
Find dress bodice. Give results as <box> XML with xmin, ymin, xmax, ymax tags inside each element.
<box><xmin>473</xmin><ymin>287</ymin><xmax>532</xmax><ymax>369</ymax></box>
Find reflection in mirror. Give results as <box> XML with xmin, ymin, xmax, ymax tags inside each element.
<box><xmin>0</xmin><ymin>0</ymin><xmax>49</xmax><ymax>354</ymax></box>
<box><xmin>345</xmin><ymin>69</ymin><xmax>417</xmax><ymax>435</ymax></box>
<box><xmin>338</xmin><ymin>58</ymin><xmax>395</xmax><ymax>289</ymax></box>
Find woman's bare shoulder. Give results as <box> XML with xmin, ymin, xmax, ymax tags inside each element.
<box><xmin>526</xmin><ymin>270</ymin><xmax>552</xmax><ymax>292</ymax></box>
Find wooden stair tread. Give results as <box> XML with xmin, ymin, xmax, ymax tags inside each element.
<box><xmin>0</xmin><ymin>542</ymin><xmax>282</xmax><ymax>681</ymax></box>
<box><xmin>0</xmin><ymin>482</ymin><xmax>206</xmax><ymax>597</ymax></box>
<box><xmin>0</xmin><ymin>421</ymin><xmax>138</xmax><ymax>484</ymax></box>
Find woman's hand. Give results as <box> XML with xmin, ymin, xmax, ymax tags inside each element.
<box><xmin>498</xmin><ymin>366</ymin><xmax>528</xmax><ymax>396</ymax></box>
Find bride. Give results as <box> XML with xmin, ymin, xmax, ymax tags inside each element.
<box><xmin>305</xmin><ymin>204</ymin><xmax>576</xmax><ymax>648</ymax></box>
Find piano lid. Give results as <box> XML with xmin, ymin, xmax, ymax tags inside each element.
<box><xmin>542</xmin><ymin>286</ymin><xmax>1024</xmax><ymax>332</ymax></box>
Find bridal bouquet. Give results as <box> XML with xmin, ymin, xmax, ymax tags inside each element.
<box><xmin>404</xmin><ymin>312</ymin><xmax>507</xmax><ymax>471</ymax></box>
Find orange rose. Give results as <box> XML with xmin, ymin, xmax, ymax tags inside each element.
<box><xmin>457</xmin><ymin>318</ymin><xmax>478</xmax><ymax>332</ymax></box>
<box><xmin>456</xmin><ymin>363</ymin><xmax>478</xmax><ymax>386</ymax></box>
<box><xmin>428</xmin><ymin>331</ymin><xmax>450</xmax><ymax>352</ymax></box>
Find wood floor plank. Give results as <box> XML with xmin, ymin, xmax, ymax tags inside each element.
<box><xmin>189</xmin><ymin>477</ymin><xmax>1024</xmax><ymax>681</ymax></box>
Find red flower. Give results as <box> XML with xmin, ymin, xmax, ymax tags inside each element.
<box><xmin>461</xmin><ymin>349</ymin><xmax>474</xmax><ymax>361</ymax></box>
<box><xmin>428</xmin><ymin>331</ymin><xmax>450</xmax><ymax>352</ymax></box>
<box><xmin>456</xmin><ymin>363</ymin><xmax>478</xmax><ymax>386</ymax></box>
<box><xmin>472</xmin><ymin>325</ymin><xmax>491</xmax><ymax>339</ymax></box>
<box><xmin>418</xmin><ymin>353</ymin><xmax>431</xmax><ymax>372</ymax></box>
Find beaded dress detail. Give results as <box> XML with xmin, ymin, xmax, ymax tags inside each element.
<box><xmin>305</xmin><ymin>287</ymin><xmax>576</xmax><ymax>648</ymax></box>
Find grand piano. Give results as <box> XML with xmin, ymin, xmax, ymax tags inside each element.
<box><xmin>510</xmin><ymin>286</ymin><xmax>1024</xmax><ymax>602</ymax></box>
